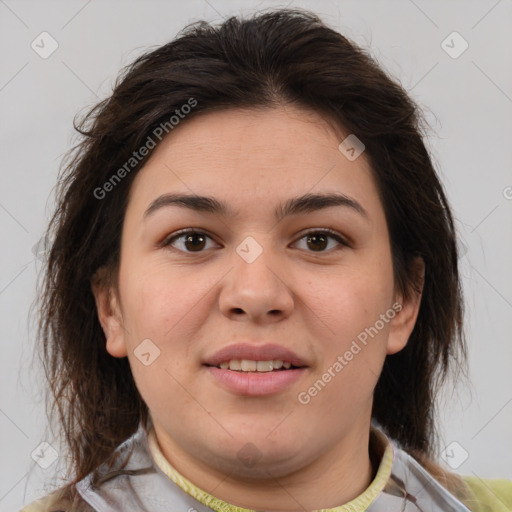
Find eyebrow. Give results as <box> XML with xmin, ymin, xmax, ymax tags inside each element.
<box><xmin>143</xmin><ymin>192</ymin><xmax>369</xmax><ymax>221</ymax></box>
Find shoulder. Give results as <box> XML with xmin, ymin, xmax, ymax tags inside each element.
<box><xmin>390</xmin><ymin>445</ymin><xmax>512</xmax><ymax>512</ymax></box>
<box><xmin>458</xmin><ymin>476</ymin><xmax>512</xmax><ymax>512</ymax></box>
<box><xmin>20</xmin><ymin>486</ymin><xmax>95</xmax><ymax>512</ymax></box>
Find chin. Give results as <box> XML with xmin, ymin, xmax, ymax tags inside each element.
<box><xmin>210</xmin><ymin>447</ymin><xmax>308</xmax><ymax>481</ymax></box>
<box><xmin>216</xmin><ymin>432</ymin><xmax>308</xmax><ymax>475</ymax></box>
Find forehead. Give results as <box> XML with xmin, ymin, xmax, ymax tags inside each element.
<box><xmin>148</xmin><ymin>106</ymin><xmax>348</xmax><ymax>166</ymax></box>
<box><xmin>125</xmin><ymin>106</ymin><xmax>383</xmax><ymax>223</ymax></box>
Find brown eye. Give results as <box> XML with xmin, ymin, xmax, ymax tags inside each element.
<box><xmin>306</xmin><ymin>233</ymin><xmax>329</xmax><ymax>251</ymax></box>
<box><xmin>295</xmin><ymin>230</ymin><xmax>348</xmax><ymax>253</ymax></box>
<box><xmin>183</xmin><ymin>233</ymin><xmax>207</xmax><ymax>251</ymax></box>
<box><xmin>163</xmin><ymin>230</ymin><xmax>216</xmax><ymax>253</ymax></box>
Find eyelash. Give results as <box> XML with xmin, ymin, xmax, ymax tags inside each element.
<box><xmin>161</xmin><ymin>228</ymin><xmax>349</xmax><ymax>254</ymax></box>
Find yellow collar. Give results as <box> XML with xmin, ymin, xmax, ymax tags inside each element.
<box><xmin>148</xmin><ymin>426</ymin><xmax>393</xmax><ymax>512</ymax></box>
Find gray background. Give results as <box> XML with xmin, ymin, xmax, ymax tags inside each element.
<box><xmin>1</xmin><ymin>0</ymin><xmax>511</xmax><ymax>510</ymax></box>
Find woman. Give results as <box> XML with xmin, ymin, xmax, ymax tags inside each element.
<box><xmin>23</xmin><ymin>8</ymin><xmax>512</xmax><ymax>512</ymax></box>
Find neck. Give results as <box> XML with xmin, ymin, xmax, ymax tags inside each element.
<box><xmin>152</xmin><ymin>421</ymin><xmax>376</xmax><ymax>511</ymax></box>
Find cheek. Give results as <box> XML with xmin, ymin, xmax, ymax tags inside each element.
<box><xmin>129</xmin><ymin>357</ymin><xmax>203</xmax><ymax>431</ymax></box>
<box><xmin>118</xmin><ymin>261</ymin><xmax>221</xmax><ymax>399</ymax></box>
<box><xmin>300</xmin><ymin>264</ymin><xmax>394</xmax><ymax>398</ymax></box>
<box><xmin>119</xmin><ymin>260</ymin><xmax>209</xmax><ymax>343</ymax></box>
<box><xmin>305</xmin><ymin>270</ymin><xmax>394</xmax><ymax>341</ymax></box>
<box><xmin>118</xmin><ymin>267</ymin><xmax>202</xmax><ymax>408</ymax></box>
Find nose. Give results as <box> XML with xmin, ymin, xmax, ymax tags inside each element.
<box><xmin>218</xmin><ymin>239</ymin><xmax>295</xmax><ymax>324</ymax></box>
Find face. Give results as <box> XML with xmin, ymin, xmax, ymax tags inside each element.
<box><xmin>94</xmin><ymin>106</ymin><xmax>421</xmax><ymax>482</ymax></box>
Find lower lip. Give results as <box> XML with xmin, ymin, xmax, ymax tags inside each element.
<box><xmin>205</xmin><ymin>366</ymin><xmax>307</xmax><ymax>396</ymax></box>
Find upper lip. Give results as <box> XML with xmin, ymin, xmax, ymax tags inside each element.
<box><xmin>203</xmin><ymin>343</ymin><xmax>308</xmax><ymax>367</ymax></box>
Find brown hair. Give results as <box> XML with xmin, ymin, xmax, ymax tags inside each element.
<box><xmin>36</xmin><ymin>7</ymin><xmax>466</xmax><ymax>498</ymax></box>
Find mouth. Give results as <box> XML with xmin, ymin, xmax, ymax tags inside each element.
<box><xmin>204</xmin><ymin>359</ymin><xmax>305</xmax><ymax>372</ymax></box>
<box><xmin>204</xmin><ymin>363</ymin><xmax>307</xmax><ymax>396</ymax></box>
<box><xmin>203</xmin><ymin>342</ymin><xmax>308</xmax><ymax>369</ymax></box>
<box><xmin>202</xmin><ymin>343</ymin><xmax>309</xmax><ymax>396</ymax></box>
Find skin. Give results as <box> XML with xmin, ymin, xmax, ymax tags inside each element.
<box><xmin>93</xmin><ymin>106</ymin><xmax>424</xmax><ymax>511</ymax></box>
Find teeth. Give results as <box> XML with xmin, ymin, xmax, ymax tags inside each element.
<box><xmin>241</xmin><ymin>360</ymin><xmax>257</xmax><ymax>371</ymax></box>
<box><xmin>256</xmin><ymin>361</ymin><xmax>273</xmax><ymax>372</ymax></box>
<box><xmin>216</xmin><ymin>359</ymin><xmax>293</xmax><ymax>371</ymax></box>
<box><xmin>229</xmin><ymin>359</ymin><xmax>241</xmax><ymax>371</ymax></box>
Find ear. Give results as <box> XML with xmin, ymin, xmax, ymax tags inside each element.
<box><xmin>91</xmin><ymin>269</ymin><xmax>128</xmax><ymax>358</ymax></box>
<box><xmin>386</xmin><ymin>257</ymin><xmax>425</xmax><ymax>355</ymax></box>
